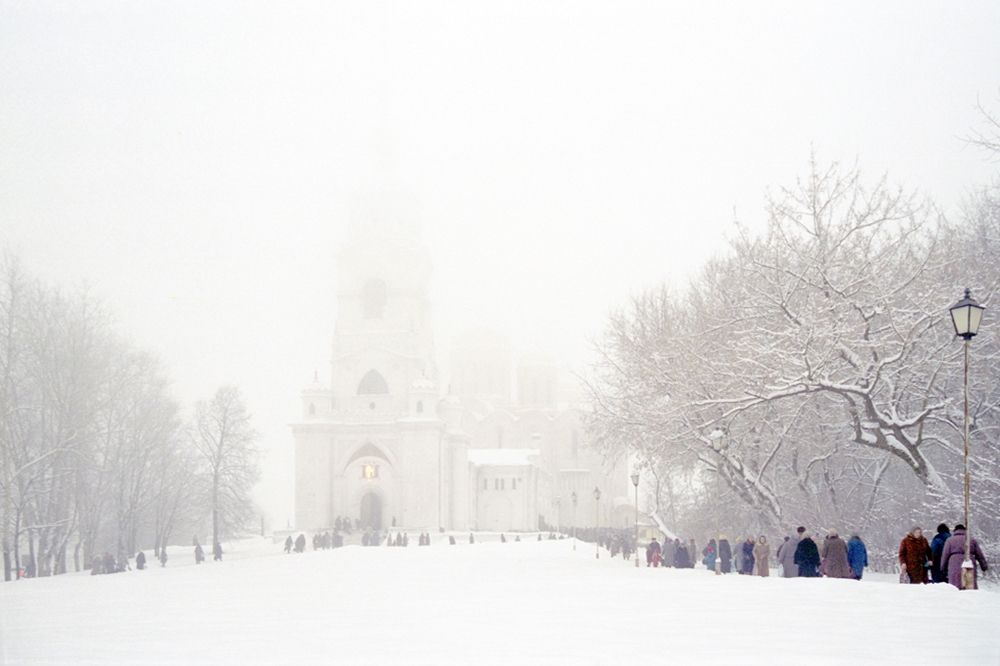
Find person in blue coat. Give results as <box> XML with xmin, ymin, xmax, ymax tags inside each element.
<box><xmin>847</xmin><ymin>533</ymin><xmax>868</xmax><ymax>580</ymax></box>
<box><xmin>929</xmin><ymin>523</ymin><xmax>950</xmax><ymax>583</ymax></box>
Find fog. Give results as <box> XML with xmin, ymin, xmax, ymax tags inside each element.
<box><xmin>2</xmin><ymin>1</ymin><xmax>999</xmax><ymax>528</ymax></box>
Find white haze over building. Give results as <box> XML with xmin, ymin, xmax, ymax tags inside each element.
<box><xmin>1</xmin><ymin>1</ymin><xmax>999</xmax><ymax>527</ymax></box>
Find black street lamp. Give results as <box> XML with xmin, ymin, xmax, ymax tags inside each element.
<box><xmin>949</xmin><ymin>288</ymin><xmax>985</xmax><ymax>590</ymax></box>
<box><xmin>593</xmin><ymin>487</ymin><xmax>601</xmax><ymax>559</ymax></box>
<box><xmin>631</xmin><ymin>473</ymin><xmax>640</xmax><ymax>568</ymax></box>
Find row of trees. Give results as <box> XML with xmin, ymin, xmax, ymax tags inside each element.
<box><xmin>0</xmin><ymin>258</ymin><xmax>260</xmax><ymax>581</ymax></box>
<box><xmin>585</xmin><ymin>152</ymin><xmax>1000</xmax><ymax>569</ymax></box>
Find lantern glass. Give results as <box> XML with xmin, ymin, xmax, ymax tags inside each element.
<box><xmin>949</xmin><ymin>289</ymin><xmax>985</xmax><ymax>339</ymax></box>
<box><xmin>631</xmin><ymin>473</ymin><xmax>639</xmax><ymax>487</ymax></box>
<box><xmin>593</xmin><ymin>487</ymin><xmax>601</xmax><ymax>501</ymax></box>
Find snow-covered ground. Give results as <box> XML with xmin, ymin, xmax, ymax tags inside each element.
<box><xmin>2</xmin><ymin>536</ymin><xmax>998</xmax><ymax>665</ymax></box>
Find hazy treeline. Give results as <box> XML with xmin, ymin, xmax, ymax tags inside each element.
<box><xmin>585</xmin><ymin>155</ymin><xmax>1000</xmax><ymax>570</ymax></box>
<box><xmin>0</xmin><ymin>258</ymin><xmax>260</xmax><ymax>581</ymax></box>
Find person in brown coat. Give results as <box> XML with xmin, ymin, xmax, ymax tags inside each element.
<box><xmin>898</xmin><ymin>526</ymin><xmax>932</xmax><ymax>584</ymax></box>
<box><xmin>752</xmin><ymin>536</ymin><xmax>770</xmax><ymax>577</ymax></box>
<box><xmin>820</xmin><ymin>529</ymin><xmax>852</xmax><ymax>578</ymax></box>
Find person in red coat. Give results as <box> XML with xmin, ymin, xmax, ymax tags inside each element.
<box><xmin>940</xmin><ymin>524</ymin><xmax>989</xmax><ymax>590</ymax></box>
<box><xmin>898</xmin><ymin>526</ymin><xmax>932</xmax><ymax>584</ymax></box>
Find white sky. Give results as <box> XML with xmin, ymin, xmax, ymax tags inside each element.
<box><xmin>2</xmin><ymin>1</ymin><xmax>999</xmax><ymax>528</ymax></box>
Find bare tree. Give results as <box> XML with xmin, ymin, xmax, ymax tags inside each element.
<box><xmin>193</xmin><ymin>386</ymin><xmax>260</xmax><ymax>549</ymax></box>
<box><xmin>585</xmin><ymin>156</ymin><xmax>1000</xmax><ymax>566</ymax></box>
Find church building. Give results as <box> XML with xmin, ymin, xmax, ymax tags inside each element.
<box><xmin>291</xmin><ymin>183</ymin><xmax>627</xmax><ymax>533</ymax></box>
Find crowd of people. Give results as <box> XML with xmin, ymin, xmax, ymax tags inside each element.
<box><xmin>92</xmin><ymin>518</ymin><xmax>990</xmax><ymax>595</ymax></box>
<box><xmin>692</xmin><ymin>523</ymin><xmax>989</xmax><ymax>590</ymax></box>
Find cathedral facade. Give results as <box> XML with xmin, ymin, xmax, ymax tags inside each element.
<box><xmin>291</xmin><ymin>185</ymin><xmax>627</xmax><ymax>533</ymax></box>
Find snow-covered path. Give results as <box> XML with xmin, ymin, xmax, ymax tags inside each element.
<box><xmin>1</xmin><ymin>537</ymin><xmax>998</xmax><ymax>665</ymax></box>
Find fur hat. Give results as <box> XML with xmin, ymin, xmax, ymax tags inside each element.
<box><xmin>828</xmin><ymin>529</ymin><xmax>838</xmax><ymax>537</ymax></box>
<box><xmin>796</xmin><ymin>526</ymin><xmax>806</xmax><ymax>534</ymax></box>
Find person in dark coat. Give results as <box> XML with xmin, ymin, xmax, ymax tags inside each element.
<box><xmin>159</xmin><ymin>548</ymin><xmax>168</xmax><ymax>567</ymax></box>
<box><xmin>847</xmin><ymin>534</ymin><xmax>868</xmax><ymax>580</ymax></box>
<box><xmin>673</xmin><ymin>541</ymin><xmax>690</xmax><ymax>568</ymax></box>
<box><xmin>213</xmin><ymin>541</ymin><xmax>223</xmax><ymax>562</ymax></box>
<box><xmin>794</xmin><ymin>531</ymin><xmax>821</xmax><ymax>577</ymax></box>
<box><xmin>284</xmin><ymin>535</ymin><xmax>293</xmax><ymax>553</ymax></box>
<box><xmin>740</xmin><ymin>537</ymin><xmax>755</xmax><ymax>575</ymax></box>
<box><xmin>294</xmin><ymin>533</ymin><xmax>306</xmax><ymax>553</ymax></box>
<box><xmin>718</xmin><ymin>537</ymin><xmax>733</xmax><ymax>573</ymax></box>
<box><xmin>898</xmin><ymin>526</ymin><xmax>932</xmax><ymax>584</ymax></box>
<box><xmin>929</xmin><ymin>523</ymin><xmax>951</xmax><ymax>583</ymax></box>
<box><xmin>195</xmin><ymin>543</ymin><xmax>205</xmax><ymax>564</ymax></box>
<box><xmin>136</xmin><ymin>551</ymin><xmax>146</xmax><ymax>570</ymax></box>
<box><xmin>646</xmin><ymin>538</ymin><xmax>661</xmax><ymax>567</ymax></box>
<box><xmin>939</xmin><ymin>524</ymin><xmax>989</xmax><ymax>590</ymax></box>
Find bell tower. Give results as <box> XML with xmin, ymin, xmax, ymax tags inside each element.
<box><xmin>330</xmin><ymin>179</ymin><xmax>439</xmax><ymax>415</ymax></box>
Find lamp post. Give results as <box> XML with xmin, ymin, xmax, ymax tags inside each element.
<box><xmin>949</xmin><ymin>288</ymin><xmax>985</xmax><ymax>591</ymax></box>
<box><xmin>555</xmin><ymin>495</ymin><xmax>561</xmax><ymax>536</ymax></box>
<box><xmin>593</xmin><ymin>487</ymin><xmax>601</xmax><ymax>559</ymax></box>
<box><xmin>571</xmin><ymin>491</ymin><xmax>577</xmax><ymax>551</ymax></box>
<box><xmin>631</xmin><ymin>472</ymin><xmax>640</xmax><ymax>568</ymax></box>
<box><xmin>709</xmin><ymin>429</ymin><xmax>726</xmax><ymax>575</ymax></box>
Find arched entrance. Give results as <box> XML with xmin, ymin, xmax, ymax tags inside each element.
<box><xmin>360</xmin><ymin>492</ymin><xmax>383</xmax><ymax>530</ymax></box>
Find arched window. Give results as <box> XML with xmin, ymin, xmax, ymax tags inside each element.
<box><xmin>358</xmin><ymin>369</ymin><xmax>389</xmax><ymax>395</ymax></box>
<box><xmin>309</xmin><ymin>403</ymin><xmax>316</xmax><ymax>415</ymax></box>
<box><xmin>416</xmin><ymin>400</ymin><xmax>424</xmax><ymax>413</ymax></box>
<box><xmin>362</xmin><ymin>279</ymin><xmax>388</xmax><ymax>319</ymax></box>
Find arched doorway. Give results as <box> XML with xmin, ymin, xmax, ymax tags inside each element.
<box><xmin>360</xmin><ymin>492</ymin><xmax>382</xmax><ymax>530</ymax></box>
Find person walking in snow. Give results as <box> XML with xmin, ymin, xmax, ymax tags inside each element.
<box><xmin>779</xmin><ymin>530</ymin><xmax>801</xmax><ymax>578</ymax></box>
<box><xmin>213</xmin><ymin>541</ymin><xmax>223</xmax><ymax>562</ymax></box>
<box><xmin>195</xmin><ymin>543</ymin><xmax>205</xmax><ymax>564</ymax></box>
<box><xmin>820</xmin><ymin>529</ymin><xmax>851</xmax><ymax>578</ymax></box>
<box><xmin>673</xmin><ymin>540</ymin><xmax>691</xmax><ymax>568</ymax></box>
<box><xmin>159</xmin><ymin>548</ymin><xmax>168</xmax><ymax>567</ymax></box>
<box><xmin>794</xmin><ymin>528</ymin><xmax>820</xmax><ymax>577</ymax></box>
<box><xmin>294</xmin><ymin>533</ymin><xmax>306</xmax><ymax>553</ymax></box>
<box><xmin>929</xmin><ymin>523</ymin><xmax>951</xmax><ymax>583</ymax></box>
<box><xmin>645</xmin><ymin>538</ymin><xmax>657</xmax><ymax>567</ymax></box>
<box><xmin>898</xmin><ymin>526</ymin><xmax>932</xmax><ymax>584</ymax></box>
<box><xmin>939</xmin><ymin>524</ymin><xmax>989</xmax><ymax>590</ymax></box>
<box><xmin>284</xmin><ymin>535</ymin><xmax>293</xmax><ymax>553</ymax></box>
<box><xmin>752</xmin><ymin>536</ymin><xmax>770</xmax><ymax>577</ymax></box>
<box><xmin>740</xmin><ymin>536</ymin><xmax>755</xmax><ymax>575</ymax></box>
<box><xmin>703</xmin><ymin>544</ymin><xmax>716</xmax><ymax>570</ymax></box>
<box><xmin>136</xmin><ymin>551</ymin><xmax>146</xmax><ymax>570</ymax></box>
<box><xmin>718</xmin><ymin>537</ymin><xmax>733</xmax><ymax>573</ymax></box>
<box><xmin>847</xmin><ymin>533</ymin><xmax>868</xmax><ymax>580</ymax></box>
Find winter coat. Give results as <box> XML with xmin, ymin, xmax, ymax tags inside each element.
<box><xmin>930</xmin><ymin>531</ymin><xmax>951</xmax><ymax>583</ymax></box>
<box><xmin>752</xmin><ymin>542</ymin><xmax>770</xmax><ymax>577</ymax></box>
<box><xmin>940</xmin><ymin>529</ymin><xmax>989</xmax><ymax>590</ymax></box>
<box><xmin>295</xmin><ymin>534</ymin><xmax>306</xmax><ymax>553</ymax></box>
<box><xmin>718</xmin><ymin>540</ymin><xmax>733</xmax><ymax>573</ymax></box>
<box><xmin>673</xmin><ymin>544</ymin><xmax>691</xmax><ymax>568</ymax></box>
<box><xmin>778</xmin><ymin>536</ymin><xmax>799</xmax><ymax>577</ymax></box>
<box><xmin>662</xmin><ymin>540</ymin><xmax>676</xmax><ymax>568</ymax></box>
<box><xmin>741</xmin><ymin>541</ymin><xmax>755</xmax><ymax>574</ymax></box>
<box><xmin>820</xmin><ymin>536</ymin><xmax>852</xmax><ymax>578</ymax></box>
<box><xmin>898</xmin><ymin>534</ymin><xmax>932</xmax><ymax>584</ymax></box>
<box><xmin>136</xmin><ymin>552</ymin><xmax>146</xmax><ymax>570</ymax></box>
<box><xmin>847</xmin><ymin>537</ymin><xmax>868</xmax><ymax>579</ymax></box>
<box><xmin>704</xmin><ymin>549</ymin><xmax>716</xmax><ymax>570</ymax></box>
<box><xmin>794</xmin><ymin>537</ymin><xmax>820</xmax><ymax>577</ymax></box>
